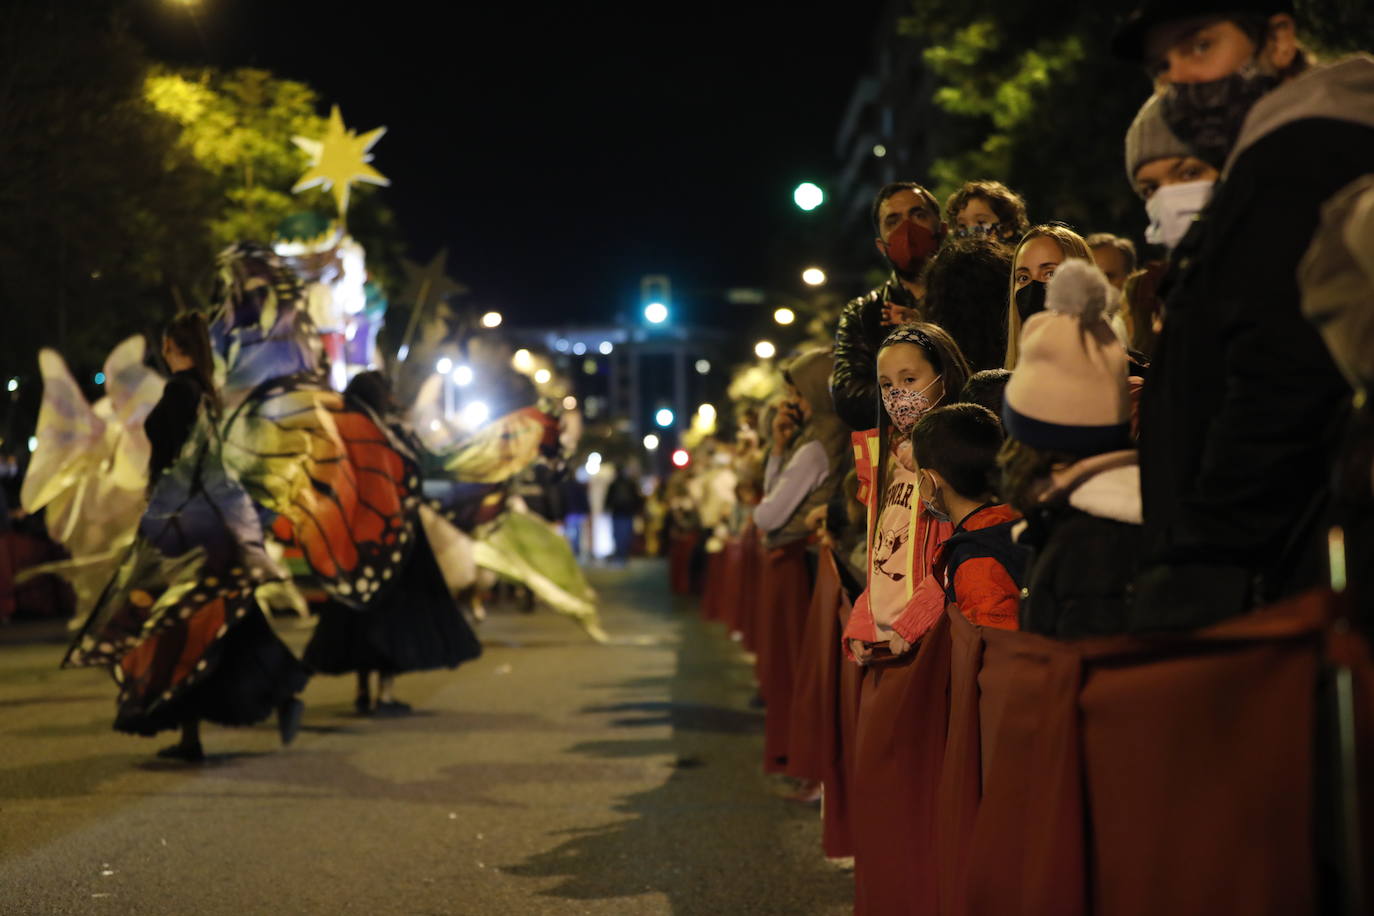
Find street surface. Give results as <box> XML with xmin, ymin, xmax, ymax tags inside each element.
<box><xmin>0</xmin><ymin>560</ymin><xmax>851</xmax><ymax>915</ymax></box>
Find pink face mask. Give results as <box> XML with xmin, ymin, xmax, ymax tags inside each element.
<box><xmin>881</xmin><ymin>375</ymin><xmax>942</xmax><ymax>434</ymax></box>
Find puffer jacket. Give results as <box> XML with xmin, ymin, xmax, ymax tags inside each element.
<box><xmin>933</xmin><ymin>503</ymin><xmax>1028</xmax><ymax>631</ymax></box>
<box><xmin>829</xmin><ymin>275</ymin><xmax>922</xmax><ymax>432</ymax></box>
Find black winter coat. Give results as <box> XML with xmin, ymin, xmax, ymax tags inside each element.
<box><xmin>828</xmin><ymin>275</ymin><xmax>920</xmax><ymax>431</ymax></box>
<box><xmin>1137</xmin><ymin>110</ymin><xmax>1374</xmax><ymax>628</ymax></box>
<box><xmin>1019</xmin><ymin>506</ymin><xmax>1143</xmax><ymax>638</ymax></box>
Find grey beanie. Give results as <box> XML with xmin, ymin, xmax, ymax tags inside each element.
<box><xmin>1124</xmin><ymin>93</ymin><xmax>1191</xmax><ymax>183</ymax></box>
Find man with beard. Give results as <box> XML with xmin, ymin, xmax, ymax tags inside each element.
<box><xmin>1112</xmin><ymin>0</ymin><xmax>1374</xmax><ymax>627</ymax></box>
<box><xmin>830</xmin><ymin>182</ymin><xmax>946</xmax><ymax>431</ymax></box>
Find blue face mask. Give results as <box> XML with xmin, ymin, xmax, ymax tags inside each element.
<box><xmin>920</xmin><ymin>471</ymin><xmax>950</xmax><ymax>522</ymax></box>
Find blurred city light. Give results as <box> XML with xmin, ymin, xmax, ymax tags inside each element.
<box><xmin>583</xmin><ymin>359</ymin><xmax>598</xmax><ymax>375</ymax></box>
<box><xmin>754</xmin><ymin>340</ymin><xmax>776</xmax><ymax>359</ymax></box>
<box><xmin>397</xmin><ymin>344</ymin><xmax>410</xmax><ymax>361</ymax></box>
<box><xmin>793</xmin><ymin>182</ymin><xmax>824</xmax><ymax>211</ymax></box>
<box><xmin>873</xmin><ymin>144</ymin><xmax>888</xmax><ymax>158</ymax></box>
<box><xmin>644</xmin><ymin>302</ymin><xmax>668</xmax><ymax>324</ymax></box>
<box><xmin>655</xmin><ymin>408</ymin><xmax>675</xmax><ymax>428</ymax></box>
<box><xmin>512</xmin><ymin>349</ymin><xmax>535</xmax><ymax>373</ymax></box>
<box><xmin>460</xmin><ymin>400</ymin><xmax>490</xmax><ymax>428</ymax></box>
<box><xmin>534</xmin><ymin>368</ymin><xmax>552</xmax><ymax>385</ymax></box>
<box><xmin>697</xmin><ymin>403</ymin><xmax>717</xmax><ymax>423</ymax></box>
<box><xmin>555</xmin><ymin>338</ymin><xmax>570</xmax><ymax>352</ymax></box>
<box><xmin>6</xmin><ymin>378</ymin><xmax>17</xmax><ymax>393</ymax></box>
<box><xmin>451</xmin><ymin>364</ymin><xmax>473</xmax><ymax>386</ymax></box>
<box><xmin>671</xmin><ymin>448</ymin><xmax>690</xmax><ymax>468</ymax></box>
<box><xmin>94</xmin><ymin>372</ymin><xmax>106</xmax><ymax>385</ymax></box>
<box><xmin>695</xmin><ymin>359</ymin><xmax>711</xmax><ymax>375</ymax></box>
<box><xmin>585</xmin><ymin>451</ymin><xmax>603</xmax><ymax>475</ymax></box>
<box><xmin>436</xmin><ymin>357</ymin><xmax>453</xmax><ymax>375</ymax></box>
<box><xmin>773</xmin><ymin>307</ymin><xmax>796</xmax><ymax>325</ymax></box>
<box><xmin>643</xmin><ymin>433</ymin><xmax>660</xmax><ymax>451</ymax></box>
<box><xmin>802</xmin><ymin>267</ymin><xmax>827</xmax><ymax>287</ymax></box>
<box><xmin>429</xmin><ymin>419</ymin><xmax>442</xmax><ymax>432</ymax></box>
<box><xmin>481</xmin><ymin>311</ymin><xmax>503</xmax><ymax>328</ymax></box>
<box><xmin>572</xmin><ymin>342</ymin><xmax>587</xmax><ymax>355</ymax></box>
<box><xmin>598</xmin><ymin>341</ymin><xmax>614</xmax><ymax>355</ymax></box>
<box><xmin>562</xmin><ymin>395</ymin><xmax>578</xmax><ymax>410</ymax></box>
<box><xmin>27</xmin><ymin>436</ymin><xmax>38</xmax><ymax>452</ymax></box>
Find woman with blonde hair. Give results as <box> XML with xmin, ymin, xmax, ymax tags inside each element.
<box><xmin>1003</xmin><ymin>224</ymin><xmax>1093</xmax><ymax>368</ymax></box>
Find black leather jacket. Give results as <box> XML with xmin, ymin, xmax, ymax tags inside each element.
<box><xmin>828</xmin><ymin>274</ymin><xmax>921</xmax><ymax>431</ymax></box>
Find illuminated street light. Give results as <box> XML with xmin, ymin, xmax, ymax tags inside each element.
<box><xmin>555</xmin><ymin>338</ymin><xmax>570</xmax><ymax>352</ymax></box>
<box><xmin>27</xmin><ymin>436</ymin><xmax>38</xmax><ymax>452</ymax></box>
<box><xmin>460</xmin><ymin>400</ymin><xmax>490</xmax><ymax>428</ymax></box>
<box><xmin>754</xmin><ymin>340</ymin><xmax>776</xmax><ymax>359</ymax></box>
<box><xmin>534</xmin><ymin>368</ymin><xmax>552</xmax><ymax>385</ymax></box>
<box><xmin>655</xmin><ymin>408</ymin><xmax>675</xmax><ymax>428</ymax></box>
<box><xmin>572</xmin><ymin>342</ymin><xmax>587</xmax><ymax>355</ymax></box>
<box><xmin>562</xmin><ymin>395</ymin><xmax>578</xmax><ymax>410</ymax></box>
<box><xmin>793</xmin><ymin>182</ymin><xmax>824</xmax><ymax>211</ymax></box>
<box><xmin>598</xmin><ymin>341</ymin><xmax>614</xmax><ymax>355</ymax></box>
<box><xmin>481</xmin><ymin>311</ymin><xmax>503</xmax><ymax>328</ymax></box>
<box><xmin>644</xmin><ymin>302</ymin><xmax>668</xmax><ymax>324</ymax></box>
<box><xmin>671</xmin><ymin>448</ymin><xmax>690</xmax><ymax>468</ymax></box>
<box><xmin>643</xmin><ymin>433</ymin><xmax>660</xmax><ymax>451</ymax></box>
<box><xmin>697</xmin><ymin>403</ymin><xmax>717</xmax><ymax>423</ymax></box>
<box><xmin>802</xmin><ymin>267</ymin><xmax>827</xmax><ymax>287</ymax></box>
<box><xmin>436</xmin><ymin>357</ymin><xmax>453</xmax><ymax>375</ymax></box>
<box><xmin>773</xmin><ymin>307</ymin><xmax>796</xmax><ymax>326</ymax></box>
<box><xmin>695</xmin><ymin>359</ymin><xmax>710</xmax><ymax>375</ymax></box>
<box><xmin>451</xmin><ymin>364</ymin><xmax>473</xmax><ymax>386</ymax></box>
<box><xmin>512</xmin><ymin>349</ymin><xmax>535</xmax><ymax>373</ymax></box>
<box><xmin>94</xmin><ymin>372</ymin><xmax>106</xmax><ymax>385</ymax></box>
<box><xmin>873</xmin><ymin>144</ymin><xmax>887</xmax><ymax>158</ymax></box>
<box><xmin>6</xmin><ymin>378</ymin><xmax>18</xmax><ymax>393</ymax></box>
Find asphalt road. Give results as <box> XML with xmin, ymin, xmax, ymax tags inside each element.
<box><xmin>0</xmin><ymin>560</ymin><xmax>853</xmax><ymax>915</ymax></box>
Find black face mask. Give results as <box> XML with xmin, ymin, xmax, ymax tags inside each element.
<box><xmin>1160</xmin><ymin>61</ymin><xmax>1280</xmax><ymax>168</ymax></box>
<box><xmin>1014</xmin><ymin>280</ymin><xmax>1046</xmax><ymax>321</ymax></box>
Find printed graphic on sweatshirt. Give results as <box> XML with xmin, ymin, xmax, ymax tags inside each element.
<box><xmin>873</xmin><ymin>479</ymin><xmax>914</xmax><ymax>584</ymax></box>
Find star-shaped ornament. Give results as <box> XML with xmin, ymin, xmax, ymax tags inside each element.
<box><xmin>292</xmin><ymin>105</ymin><xmax>390</xmax><ymax>218</ymax></box>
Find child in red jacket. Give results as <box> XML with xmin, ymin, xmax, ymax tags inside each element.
<box><xmin>913</xmin><ymin>404</ymin><xmax>1028</xmax><ymax>629</ymax></box>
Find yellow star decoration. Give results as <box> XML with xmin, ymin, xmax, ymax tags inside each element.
<box><xmin>292</xmin><ymin>105</ymin><xmax>390</xmax><ymax>219</ymax></box>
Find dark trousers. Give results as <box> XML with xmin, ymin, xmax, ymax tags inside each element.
<box><xmin>611</xmin><ymin>515</ymin><xmax>635</xmax><ymax>561</ymax></box>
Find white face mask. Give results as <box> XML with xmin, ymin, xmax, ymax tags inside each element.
<box><xmin>1144</xmin><ymin>179</ymin><xmax>1215</xmax><ymax>250</ymax></box>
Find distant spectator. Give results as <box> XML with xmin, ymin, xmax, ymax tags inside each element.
<box><xmin>1087</xmin><ymin>233</ymin><xmax>1138</xmax><ymax>291</ymax></box>
<box><xmin>605</xmin><ymin>465</ymin><xmax>642</xmax><ymax>565</ymax></box>
<box><xmin>945</xmin><ymin>180</ymin><xmax>1030</xmax><ymax>247</ymax></box>
<box><xmin>959</xmin><ymin>369</ymin><xmax>1012</xmax><ymax>420</ymax></box>
<box><xmin>921</xmin><ymin>236</ymin><xmax>1014</xmax><ymax>372</ymax></box>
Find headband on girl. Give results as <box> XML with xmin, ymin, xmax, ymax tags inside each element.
<box><xmin>880</xmin><ymin>324</ymin><xmax>935</xmax><ymax>354</ymax></box>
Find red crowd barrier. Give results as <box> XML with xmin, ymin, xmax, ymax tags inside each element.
<box><xmin>699</xmin><ymin>546</ymin><xmax>1373</xmax><ymax>914</ymax></box>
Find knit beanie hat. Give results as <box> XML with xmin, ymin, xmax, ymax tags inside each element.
<box><xmin>1002</xmin><ymin>259</ymin><xmax>1132</xmax><ymax>456</ymax></box>
<box><xmin>1125</xmin><ymin>93</ymin><xmax>1191</xmax><ymax>184</ymax></box>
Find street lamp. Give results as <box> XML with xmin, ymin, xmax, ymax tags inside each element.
<box><xmin>697</xmin><ymin>403</ymin><xmax>717</xmax><ymax>423</ymax></box>
<box><xmin>534</xmin><ymin>368</ymin><xmax>552</xmax><ymax>385</ymax></box>
<box><xmin>481</xmin><ymin>311</ymin><xmax>503</xmax><ymax>328</ymax></box>
<box><xmin>512</xmin><ymin>349</ymin><xmax>535</xmax><ymax>373</ymax></box>
<box><xmin>436</xmin><ymin>357</ymin><xmax>453</xmax><ymax>375</ymax></box>
<box><xmin>793</xmin><ymin>182</ymin><xmax>824</xmax><ymax>211</ymax></box>
<box><xmin>695</xmin><ymin>359</ymin><xmax>711</xmax><ymax>375</ymax></box>
<box><xmin>655</xmin><ymin>408</ymin><xmax>675</xmax><ymax>428</ymax></box>
<box><xmin>802</xmin><ymin>267</ymin><xmax>827</xmax><ymax>287</ymax></box>
<box><xmin>563</xmin><ymin>395</ymin><xmax>578</xmax><ymax>410</ymax></box>
<box><xmin>773</xmin><ymin>307</ymin><xmax>796</xmax><ymax>326</ymax></box>
<box><xmin>754</xmin><ymin>340</ymin><xmax>776</xmax><ymax>359</ymax></box>
<box><xmin>644</xmin><ymin>302</ymin><xmax>668</xmax><ymax>324</ymax></box>
<box><xmin>643</xmin><ymin>433</ymin><xmax>660</xmax><ymax>451</ymax></box>
<box><xmin>451</xmin><ymin>364</ymin><xmax>473</xmax><ymax>386</ymax></box>
<box><xmin>598</xmin><ymin>341</ymin><xmax>614</xmax><ymax>355</ymax></box>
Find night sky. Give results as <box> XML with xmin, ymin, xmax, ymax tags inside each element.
<box><xmin>132</xmin><ymin>1</ymin><xmax>884</xmax><ymax>327</ymax></box>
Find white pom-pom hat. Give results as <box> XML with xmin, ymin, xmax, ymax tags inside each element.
<box><xmin>1002</xmin><ymin>259</ymin><xmax>1132</xmax><ymax>455</ymax></box>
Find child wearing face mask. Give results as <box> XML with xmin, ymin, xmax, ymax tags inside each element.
<box><xmin>842</xmin><ymin>321</ymin><xmax>971</xmax><ymax>916</ymax></box>
<box><xmin>999</xmin><ymin>259</ymin><xmax>1143</xmax><ymax>637</ymax></box>
<box><xmin>914</xmin><ymin>404</ymin><xmax>1027</xmax><ymax>630</ymax></box>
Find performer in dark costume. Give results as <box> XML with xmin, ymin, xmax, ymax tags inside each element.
<box><xmin>67</xmin><ymin>312</ymin><xmax>309</xmax><ymax>763</ymax></box>
<box><xmin>303</xmin><ymin>371</ymin><xmax>482</xmax><ymax>715</ymax></box>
